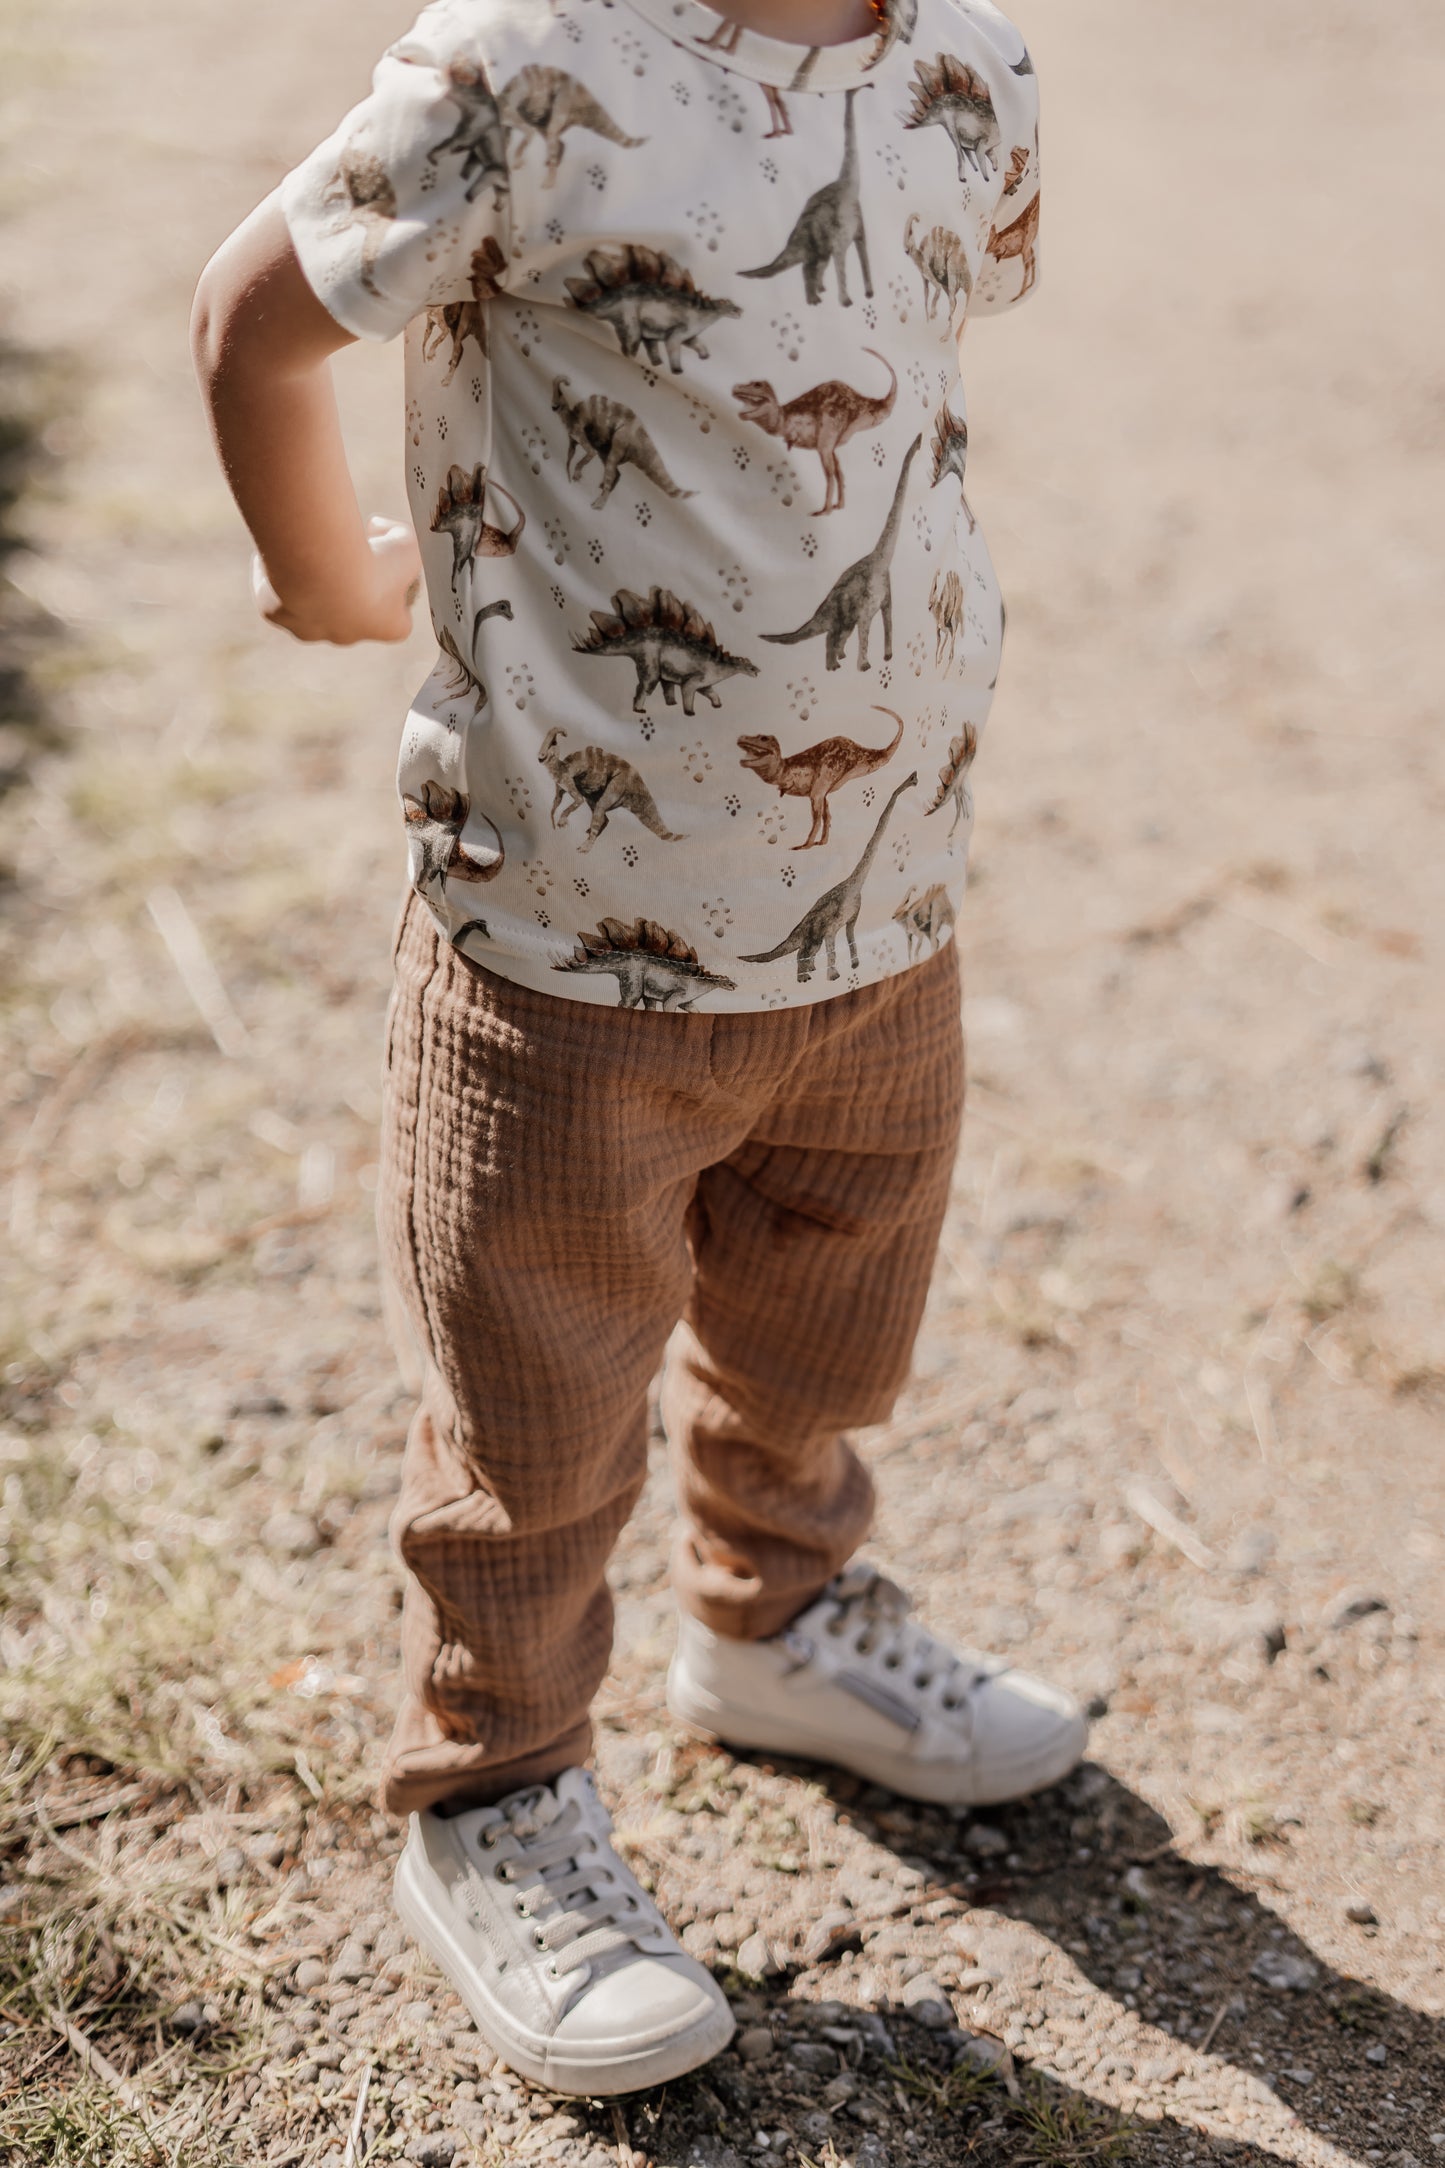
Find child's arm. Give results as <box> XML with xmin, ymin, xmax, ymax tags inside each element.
<box><xmin>191</xmin><ymin>193</ymin><xmax>422</xmax><ymax>647</ymax></box>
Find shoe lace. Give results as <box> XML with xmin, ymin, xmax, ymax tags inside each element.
<box><xmin>818</xmin><ymin>1564</ymin><xmax>999</xmax><ymax>1715</ymax></box>
<box><xmin>471</xmin><ymin>1787</ymin><xmax>657</xmax><ymax>1979</ymax></box>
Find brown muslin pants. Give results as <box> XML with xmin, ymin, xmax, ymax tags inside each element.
<box><xmin>376</xmin><ymin>893</ymin><xmax>965</xmax><ymax>1816</ymax></box>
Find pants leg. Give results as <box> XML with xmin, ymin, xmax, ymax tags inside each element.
<box><xmin>377</xmin><ymin>896</ymin><xmax>729</xmax><ymax>1816</ymax></box>
<box><xmin>664</xmin><ymin>943</ymin><xmax>966</xmax><ymax>1639</ymax></box>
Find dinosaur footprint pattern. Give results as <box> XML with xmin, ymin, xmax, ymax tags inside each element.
<box><xmin>281</xmin><ymin>0</ymin><xmax>1040</xmax><ymax>1011</ymax></box>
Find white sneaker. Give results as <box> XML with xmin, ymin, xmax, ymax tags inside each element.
<box><xmin>393</xmin><ymin>1767</ymin><xmax>734</xmax><ymax>2096</ymax></box>
<box><xmin>667</xmin><ymin>1564</ymin><xmax>1088</xmax><ymax>1808</ymax></box>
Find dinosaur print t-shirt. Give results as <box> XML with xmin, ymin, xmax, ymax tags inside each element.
<box><xmin>280</xmin><ymin>0</ymin><xmax>1040</xmax><ymax>1010</ymax></box>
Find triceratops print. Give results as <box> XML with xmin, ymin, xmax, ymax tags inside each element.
<box><xmin>741</xmin><ymin>87</ymin><xmax>872</xmax><ymax>308</ymax></box>
<box><xmin>564</xmin><ymin>245</ymin><xmax>740</xmax><ymax>375</ymax></box>
<box><xmin>402</xmin><ymin>780</ymin><xmax>504</xmax><ymax>896</ymax></box>
<box><xmin>430</xmin><ymin>464</ymin><xmax>525</xmax><ymax>599</ymax></box>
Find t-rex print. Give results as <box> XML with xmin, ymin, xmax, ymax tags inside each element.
<box><xmin>564</xmin><ymin>245</ymin><xmax>740</xmax><ymax>375</ymax></box>
<box><xmin>736</xmin><ymin>705</ymin><xmax>903</xmax><ymax>851</ymax></box>
<box><xmin>430</xmin><ymin>464</ymin><xmax>526</xmax><ymax>593</ymax></box>
<box><xmin>402</xmin><ymin>780</ymin><xmax>504</xmax><ymax>895</ymax></box>
<box><xmin>903</xmin><ymin>54</ymin><xmax>1001</xmax><ymax>182</ymax></box>
<box><xmin>322</xmin><ymin>153</ymin><xmax>397</xmax><ymax>301</ymax></box>
<box><xmin>739</xmin><ymin>772</ymin><xmax>918</xmax><ymax>985</ymax></box>
<box><xmin>427</xmin><ymin>58</ymin><xmax>510</xmax><ymax>208</ymax></box>
<box><xmin>929</xmin><ymin>403</ymin><xmax>975</xmax><ymax>531</ymax></box>
<box><xmin>762</xmin><ymin>433</ymin><xmax>921</xmax><ymax>671</ymax></box>
<box><xmin>893</xmin><ymin>882</ymin><xmax>956</xmax><ymax>961</ymax></box>
<box><xmin>436</xmin><ymin>604</ymin><xmax>512</xmax><ymax>718</ymax></box>
<box><xmin>925</xmin><ymin>723</ymin><xmax>979</xmax><ymax>836</ymax></box>
<box><xmin>903</xmin><ymin>215</ymin><xmax>973</xmax><ymax>322</ymax></box>
<box><xmin>499</xmin><ymin>66</ymin><xmax>645</xmax><ymax>186</ymax></box>
<box><xmin>732</xmin><ymin>351</ymin><xmax>896</xmax><ymax>517</ymax></box>
<box><xmin>538</xmin><ymin>727</ymin><xmax>685</xmax><ymax>851</ymax></box>
<box><xmin>573</xmin><ymin>587</ymin><xmax>757</xmax><ymax>716</ymax></box>
<box><xmin>554</xmin><ymin>917</ymin><xmax>736</xmax><ymax>1010</ymax></box>
<box><xmin>741</xmin><ymin>87</ymin><xmax>872</xmax><ymax>309</ymax></box>
<box><xmin>551</xmin><ymin>377</ymin><xmax>694</xmax><ymax>509</ymax></box>
<box><xmin>929</xmin><ymin>565</ymin><xmax>966</xmax><ymax>671</ymax></box>
<box><xmin>986</xmin><ymin>188</ymin><xmax>1041</xmax><ymax>299</ymax></box>
<box><xmin>420</xmin><ymin>238</ymin><xmax>507</xmax><ymax>384</ymax></box>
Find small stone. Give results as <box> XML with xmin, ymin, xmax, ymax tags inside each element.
<box><xmin>1251</xmin><ymin>1949</ymin><xmax>1319</xmax><ymax>1993</ymax></box>
<box><xmin>408</xmin><ymin>2141</ymin><xmax>457</xmax><ymax>2168</ymax></box>
<box><xmin>294</xmin><ymin>1959</ymin><xmax>327</xmax><ymax>1993</ymax></box>
<box><xmin>168</xmin><ymin>2001</ymin><xmax>208</xmax><ymax>2038</ymax></box>
<box><xmin>737</xmin><ymin>2027</ymin><xmax>774</xmax><ymax>2065</ymax></box>
<box><xmin>1346</xmin><ymin>1901</ymin><xmax>1378</xmax><ymax>1925</ymax></box>
<box><xmin>823</xmin><ymin>2073</ymin><xmax>859</xmax><ymax>2106</ymax></box>
<box><xmin>900</xmin><ymin>1976</ymin><xmax>952</xmax><ymax>2029</ymax></box>
<box><xmin>291</xmin><ymin>2007</ymin><xmax>322</xmax><ymax>2033</ymax></box>
<box><xmin>954</xmin><ymin>2032</ymin><xmax>1010</xmax><ymax>2075</ymax></box>
<box><xmin>295</xmin><ymin>2061</ymin><xmax>319</xmax><ymax>2084</ymax></box>
<box><xmin>310</xmin><ymin>2042</ymin><xmax>344</xmax><ymax>2070</ymax></box>
<box><xmin>1365</xmin><ymin>2042</ymin><xmax>1388</xmax><ymax>2065</ymax></box>
<box><xmin>1323</xmin><ymin>1588</ymin><xmax>1391</xmax><ymax>1631</ymax></box>
<box><xmin>330</xmin><ymin>1942</ymin><xmax>368</xmax><ymax>1984</ymax></box>
<box><xmin>803</xmin><ymin>1909</ymin><xmax>862</xmax><ymax>1964</ymax></box>
<box><xmin>736</xmin><ymin>1932</ymin><xmax>779</xmax><ymax>1980</ymax></box>
<box><xmin>213</xmin><ymin>1846</ymin><xmax>248</xmax><ymax>1887</ymax></box>
<box><xmin>790</xmin><ymin>2040</ymin><xmax>839</xmax><ymax>2075</ymax></box>
<box><xmin>399</xmin><ymin>2000</ymin><xmax>434</xmax><ymax>2027</ymax></box>
<box><xmin>261</xmin><ymin>1508</ymin><xmax>320</xmax><ymax>1558</ymax></box>
<box><xmin>1283</xmin><ymin>2068</ymin><xmax>1315</xmax><ymax>2086</ymax></box>
<box><xmin>963</xmin><ymin>1823</ymin><xmax>1010</xmax><ymax>1859</ymax></box>
<box><xmin>1228</xmin><ymin>1526</ymin><xmax>1276</xmax><ymax>1576</ymax></box>
<box><xmin>248</xmin><ymin>1832</ymin><xmax>287</xmax><ymax>1867</ymax></box>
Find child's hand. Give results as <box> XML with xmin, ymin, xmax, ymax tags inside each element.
<box><xmin>252</xmin><ymin>517</ymin><xmax>424</xmax><ymax>646</ymax></box>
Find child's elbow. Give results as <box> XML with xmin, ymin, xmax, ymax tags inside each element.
<box><xmin>190</xmin><ymin>254</ymin><xmax>236</xmax><ymax>390</ymax></box>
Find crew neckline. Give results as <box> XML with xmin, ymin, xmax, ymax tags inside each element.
<box><xmin>619</xmin><ymin>0</ymin><xmax>889</xmax><ymax>90</ymax></box>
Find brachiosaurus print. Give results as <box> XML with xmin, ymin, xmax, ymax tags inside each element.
<box><xmin>732</xmin><ymin>351</ymin><xmax>897</xmax><ymax>516</ymax></box>
<box><xmin>762</xmin><ymin>434</ymin><xmax>921</xmax><ymax>671</ymax></box>
<box><xmin>736</xmin><ymin>706</ymin><xmax>904</xmax><ymax>850</ymax></box>
<box><xmin>741</xmin><ymin>87</ymin><xmax>872</xmax><ymax>308</ymax></box>
<box><xmin>740</xmin><ymin>772</ymin><xmax>918</xmax><ymax>985</ymax></box>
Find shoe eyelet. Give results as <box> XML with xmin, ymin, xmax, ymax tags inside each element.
<box><xmin>480</xmin><ymin>1828</ymin><xmax>497</xmax><ymax>1848</ymax></box>
<box><xmin>547</xmin><ymin>1960</ymin><xmax>559</xmax><ymax>1978</ymax></box>
<box><xmin>514</xmin><ymin>1898</ymin><xmax>529</xmax><ymax>1917</ymax></box>
<box><xmin>533</xmin><ymin>1929</ymin><xmax>547</xmax><ymax>1950</ymax></box>
<box><xmin>495</xmin><ymin>1860</ymin><xmax>512</xmax><ymax>1881</ymax></box>
<box><xmin>882</xmin><ymin>1654</ymin><xmax>900</xmax><ymax>1670</ymax></box>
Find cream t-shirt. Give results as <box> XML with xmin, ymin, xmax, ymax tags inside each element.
<box><xmin>282</xmin><ymin>0</ymin><xmax>1039</xmax><ymax>1010</ymax></box>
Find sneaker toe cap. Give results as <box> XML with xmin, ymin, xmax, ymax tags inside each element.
<box><xmin>965</xmin><ymin>1669</ymin><xmax>1088</xmax><ymax>1793</ymax></box>
<box><xmin>553</xmin><ymin>1954</ymin><xmax>730</xmax><ymax>2051</ymax></box>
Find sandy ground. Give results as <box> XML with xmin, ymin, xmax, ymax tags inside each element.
<box><xmin>0</xmin><ymin>0</ymin><xmax>1443</xmax><ymax>2164</ymax></box>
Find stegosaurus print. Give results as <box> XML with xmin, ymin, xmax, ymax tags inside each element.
<box><xmin>564</xmin><ymin>245</ymin><xmax>740</xmax><ymax>375</ymax></box>
<box><xmin>903</xmin><ymin>54</ymin><xmax>1001</xmax><ymax>182</ymax></box>
<box><xmin>554</xmin><ymin>917</ymin><xmax>736</xmax><ymax>1010</ymax></box>
<box><xmin>573</xmin><ymin>587</ymin><xmax>758</xmax><ymax>716</ymax></box>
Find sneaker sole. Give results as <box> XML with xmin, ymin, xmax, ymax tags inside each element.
<box><xmin>666</xmin><ymin>1661</ymin><xmax>1088</xmax><ymax>1808</ymax></box>
<box><xmin>393</xmin><ymin>1843</ymin><xmax>735</xmax><ymax>2097</ymax></box>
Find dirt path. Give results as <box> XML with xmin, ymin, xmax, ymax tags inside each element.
<box><xmin>1</xmin><ymin>2</ymin><xmax>1442</xmax><ymax>2164</ymax></box>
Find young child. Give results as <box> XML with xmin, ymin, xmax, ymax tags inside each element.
<box><xmin>193</xmin><ymin>0</ymin><xmax>1074</xmax><ymax>2099</ymax></box>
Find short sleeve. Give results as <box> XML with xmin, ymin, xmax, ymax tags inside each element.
<box><xmin>968</xmin><ymin>46</ymin><xmax>1041</xmax><ymax>318</ymax></box>
<box><xmin>279</xmin><ymin>2</ymin><xmax>515</xmax><ymax>344</ymax></box>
